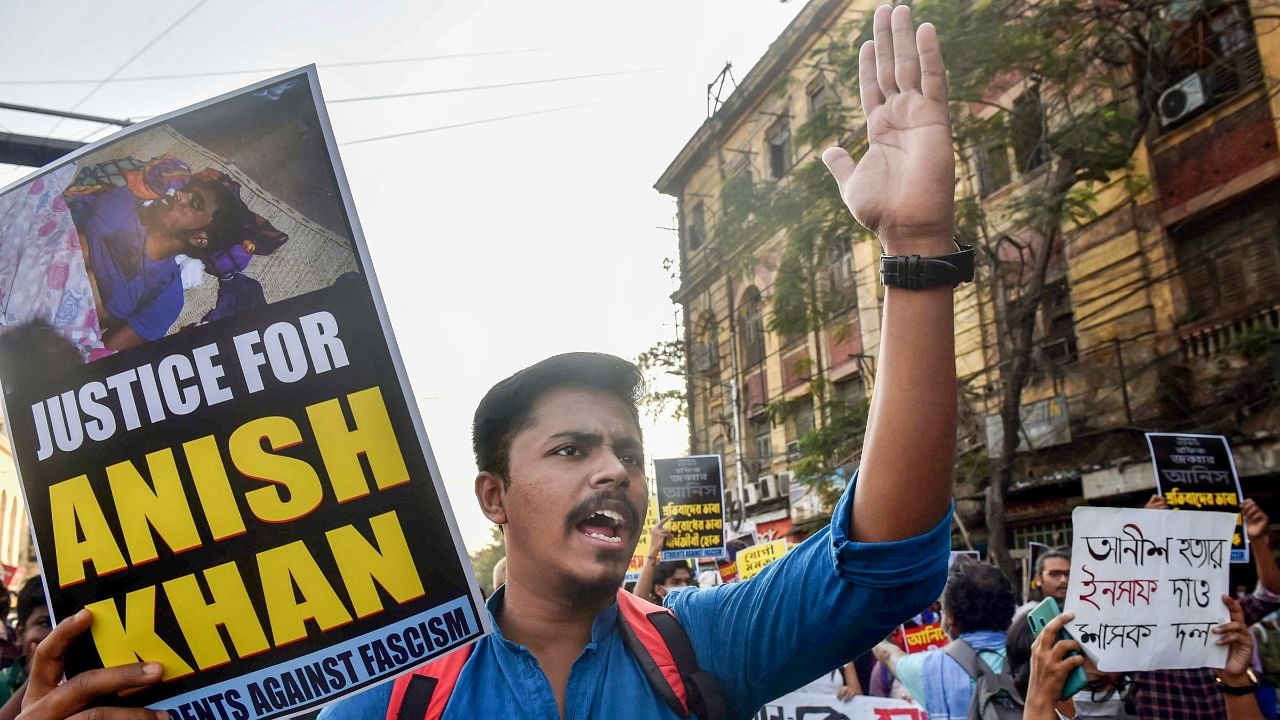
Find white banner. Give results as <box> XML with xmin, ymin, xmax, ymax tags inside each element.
<box><xmin>1065</xmin><ymin>506</ymin><xmax>1234</xmax><ymax>671</ymax></box>
<box><xmin>755</xmin><ymin>692</ymin><xmax>926</xmax><ymax>720</ymax></box>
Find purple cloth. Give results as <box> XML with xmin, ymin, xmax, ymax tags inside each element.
<box><xmin>71</xmin><ymin>188</ymin><xmax>182</xmax><ymax>341</ymax></box>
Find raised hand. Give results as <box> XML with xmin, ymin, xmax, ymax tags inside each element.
<box><xmin>1243</xmin><ymin>498</ymin><xmax>1269</xmax><ymax>541</ymax></box>
<box><xmin>822</xmin><ymin>4</ymin><xmax>955</xmax><ymax>256</ymax></box>
<box><xmin>1214</xmin><ymin>595</ymin><xmax>1254</xmax><ymax>682</ymax></box>
<box><xmin>19</xmin><ymin>609</ymin><xmax>165</xmax><ymax>720</ymax></box>
<box><xmin>1026</xmin><ymin>612</ymin><xmax>1085</xmax><ymax>719</ymax></box>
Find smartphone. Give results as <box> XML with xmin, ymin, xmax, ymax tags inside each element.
<box><xmin>1026</xmin><ymin>597</ymin><xmax>1088</xmax><ymax>700</ymax></box>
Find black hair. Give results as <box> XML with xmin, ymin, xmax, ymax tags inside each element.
<box><xmin>654</xmin><ymin>560</ymin><xmax>692</xmax><ymax>586</ymax></box>
<box><xmin>1004</xmin><ymin>613</ymin><xmax>1034</xmax><ymax>698</ymax></box>
<box><xmin>943</xmin><ymin>562</ymin><xmax>1017</xmax><ymax>635</ymax></box>
<box><xmin>472</xmin><ymin>353</ymin><xmax>645</xmax><ymax>487</ymax></box>
<box><xmin>16</xmin><ymin>577</ymin><xmax>46</xmax><ymax>628</ymax></box>
<box><xmin>1035</xmin><ymin>547</ymin><xmax>1071</xmax><ymax>576</ymax></box>
<box><xmin>187</xmin><ymin>180</ymin><xmax>247</xmax><ymax>256</ymax></box>
<box><xmin>0</xmin><ymin>321</ymin><xmax>83</xmax><ymax>391</ymax></box>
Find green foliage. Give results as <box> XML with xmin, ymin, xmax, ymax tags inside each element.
<box><xmin>1228</xmin><ymin>326</ymin><xmax>1280</xmax><ymax>363</ymax></box>
<box><xmin>469</xmin><ymin>526</ymin><xmax>505</xmax><ymax>597</ymax></box>
<box><xmin>637</xmin><ymin>338</ymin><xmax>688</xmax><ymax>421</ymax></box>
<box><xmin>790</xmin><ymin>394</ymin><xmax>870</xmax><ymax>509</ymax></box>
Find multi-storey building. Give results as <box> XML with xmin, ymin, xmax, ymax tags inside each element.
<box><xmin>655</xmin><ymin>0</ymin><xmax>1280</xmax><ymax>579</ymax></box>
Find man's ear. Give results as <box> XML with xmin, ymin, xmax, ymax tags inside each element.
<box><xmin>476</xmin><ymin>471</ymin><xmax>508</xmax><ymax>525</ymax></box>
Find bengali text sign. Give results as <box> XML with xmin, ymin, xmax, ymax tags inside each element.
<box><xmin>1147</xmin><ymin>432</ymin><xmax>1247</xmax><ymax>563</ymax></box>
<box><xmin>654</xmin><ymin>455</ymin><xmax>725</xmax><ymax>560</ymax></box>
<box><xmin>756</xmin><ymin>691</ymin><xmax>926</xmax><ymax>720</ymax></box>
<box><xmin>738</xmin><ymin>540</ymin><xmax>788</xmax><ymax>581</ymax></box>
<box><xmin>1066</xmin><ymin>507</ymin><xmax>1233</xmax><ymax>671</ymax></box>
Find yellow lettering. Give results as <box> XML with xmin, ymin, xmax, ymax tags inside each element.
<box><xmin>258</xmin><ymin>540</ymin><xmax>352</xmax><ymax>645</ymax></box>
<box><xmin>327</xmin><ymin>510</ymin><xmax>425</xmax><ymax>619</ymax></box>
<box><xmin>86</xmin><ymin>587</ymin><xmax>194</xmax><ymax>680</ymax></box>
<box><xmin>184</xmin><ymin>435</ymin><xmax>248</xmax><ymax>541</ymax></box>
<box><xmin>307</xmin><ymin>387</ymin><xmax>410</xmax><ymax>502</ymax></box>
<box><xmin>49</xmin><ymin>475</ymin><xmax>127</xmax><ymax>587</ymax></box>
<box><xmin>164</xmin><ymin>562</ymin><xmax>270</xmax><ymax>670</ymax></box>
<box><xmin>230</xmin><ymin>417</ymin><xmax>323</xmax><ymax>523</ymax></box>
<box><xmin>106</xmin><ymin>450</ymin><xmax>201</xmax><ymax>565</ymax></box>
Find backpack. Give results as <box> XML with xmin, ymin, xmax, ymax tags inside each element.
<box><xmin>385</xmin><ymin>589</ymin><xmax>727</xmax><ymax>720</ymax></box>
<box><xmin>943</xmin><ymin>639</ymin><xmax>1025</xmax><ymax>720</ymax></box>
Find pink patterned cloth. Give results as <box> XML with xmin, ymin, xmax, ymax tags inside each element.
<box><xmin>0</xmin><ymin>165</ymin><xmax>105</xmax><ymax>360</ymax></box>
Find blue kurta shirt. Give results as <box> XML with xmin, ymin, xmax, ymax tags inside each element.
<box><xmin>321</xmin><ymin>472</ymin><xmax>951</xmax><ymax>719</ymax></box>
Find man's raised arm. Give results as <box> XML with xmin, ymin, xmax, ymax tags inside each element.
<box><xmin>821</xmin><ymin>4</ymin><xmax>957</xmax><ymax>542</ymax></box>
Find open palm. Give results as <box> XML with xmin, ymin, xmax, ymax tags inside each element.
<box><xmin>823</xmin><ymin>5</ymin><xmax>955</xmax><ymax>255</ymax></box>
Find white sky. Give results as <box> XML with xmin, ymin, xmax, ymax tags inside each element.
<box><xmin>0</xmin><ymin>0</ymin><xmax>806</xmax><ymax>552</ymax></box>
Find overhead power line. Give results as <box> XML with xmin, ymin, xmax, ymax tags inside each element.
<box><xmin>341</xmin><ymin>100</ymin><xmax>612</xmax><ymax>146</ymax></box>
<box><xmin>328</xmin><ymin>67</ymin><xmax>677</xmax><ymax>104</ymax></box>
<box><xmin>0</xmin><ymin>49</ymin><xmax>549</xmax><ymax>86</ymax></box>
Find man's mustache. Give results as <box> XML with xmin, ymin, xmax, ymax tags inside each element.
<box><xmin>565</xmin><ymin>490</ymin><xmax>641</xmax><ymax>531</ymax></box>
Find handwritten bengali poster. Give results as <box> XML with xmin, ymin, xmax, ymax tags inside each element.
<box><xmin>737</xmin><ymin>539</ymin><xmax>788</xmax><ymax>581</ymax></box>
<box><xmin>757</xmin><ymin>691</ymin><xmax>926</xmax><ymax>720</ymax></box>
<box><xmin>1146</xmin><ymin>432</ymin><xmax>1247</xmax><ymax>563</ymax></box>
<box><xmin>654</xmin><ymin>455</ymin><xmax>726</xmax><ymax>560</ymax></box>
<box><xmin>894</xmin><ymin>621</ymin><xmax>948</xmax><ymax>654</ymax></box>
<box><xmin>1065</xmin><ymin>507</ymin><xmax>1234</xmax><ymax>672</ymax></box>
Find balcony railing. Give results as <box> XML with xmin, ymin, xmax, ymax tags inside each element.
<box><xmin>1180</xmin><ymin>303</ymin><xmax>1280</xmax><ymax>360</ymax></box>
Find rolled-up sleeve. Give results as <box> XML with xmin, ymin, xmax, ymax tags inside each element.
<box><xmin>667</xmin><ymin>468</ymin><xmax>951</xmax><ymax>720</ymax></box>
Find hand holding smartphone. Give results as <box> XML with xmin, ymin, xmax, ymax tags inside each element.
<box><xmin>1026</xmin><ymin>597</ymin><xmax>1089</xmax><ymax>700</ymax></box>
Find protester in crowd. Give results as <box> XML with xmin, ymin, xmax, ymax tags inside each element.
<box><xmin>1006</xmin><ymin>612</ymin><xmax>1138</xmax><ymax>719</ymax></box>
<box><xmin>1024</xmin><ymin>598</ymin><xmax>1265</xmax><ymax>720</ymax></box>
<box><xmin>1126</xmin><ymin>495</ymin><xmax>1280</xmax><ymax>719</ymax></box>
<box><xmin>1036</xmin><ymin>548</ymin><xmax>1071</xmax><ymax>605</ymax></box>
<box><xmin>17</xmin><ymin>6</ymin><xmax>962</xmax><ymax>719</ymax></box>
<box><xmin>0</xmin><ymin>578</ymin><xmax>51</xmax><ymax>716</ymax></box>
<box><xmin>874</xmin><ymin>561</ymin><xmax>1017</xmax><ymax>719</ymax></box>
<box><xmin>0</xmin><ymin>592</ymin><xmax>18</xmax><ymax>671</ymax></box>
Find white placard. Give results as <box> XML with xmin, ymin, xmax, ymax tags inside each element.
<box><xmin>757</xmin><ymin>691</ymin><xmax>926</xmax><ymax>720</ymax></box>
<box><xmin>1065</xmin><ymin>506</ymin><xmax>1234</xmax><ymax>671</ymax></box>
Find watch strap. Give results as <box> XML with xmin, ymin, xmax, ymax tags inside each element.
<box><xmin>1217</xmin><ymin>670</ymin><xmax>1259</xmax><ymax>695</ymax></box>
<box><xmin>880</xmin><ymin>242</ymin><xmax>975</xmax><ymax>289</ymax></box>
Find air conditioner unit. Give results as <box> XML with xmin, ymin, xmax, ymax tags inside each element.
<box><xmin>758</xmin><ymin>474</ymin><xmax>778</xmax><ymax>501</ymax></box>
<box><xmin>786</xmin><ymin>440</ymin><xmax>801</xmax><ymax>461</ymax></box>
<box><xmin>776</xmin><ymin>472</ymin><xmax>792</xmax><ymax>499</ymax></box>
<box><xmin>742</xmin><ymin>482</ymin><xmax>761</xmax><ymax>507</ymax></box>
<box><xmin>1159</xmin><ymin>73</ymin><xmax>1208</xmax><ymax>127</ymax></box>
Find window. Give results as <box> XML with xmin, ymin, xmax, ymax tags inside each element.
<box><xmin>687</xmin><ymin>202</ymin><xmax>705</xmax><ymax>251</ymax></box>
<box><xmin>1176</xmin><ymin>185</ymin><xmax>1280</xmax><ymax>321</ymax></box>
<box><xmin>976</xmin><ymin>143</ymin><xmax>1013</xmax><ymax>197</ymax></box>
<box><xmin>834</xmin><ymin>376</ymin><xmax>866</xmax><ymax>406</ymax></box>
<box><xmin>767</xmin><ymin>119</ymin><xmax>793</xmax><ymax>179</ymax></box>
<box><xmin>1040</xmin><ymin>280</ymin><xmax>1079</xmax><ymax>365</ymax></box>
<box><xmin>807</xmin><ymin>80</ymin><xmax>830</xmax><ymax>114</ymax></box>
<box><xmin>788</xmin><ymin>397</ymin><xmax>815</xmax><ymax>441</ymax></box>
<box><xmin>750</xmin><ymin>415</ymin><xmax>772</xmax><ymax>463</ymax></box>
<box><xmin>692</xmin><ymin>315</ymin><xmax>720</xmax><ymax>373</ymax></box>
<box><xmin>1012</xmin><ymin>88</ymin><xmax>1049</xmax><ymax>174</ymax></box>
<box><xmin>740</xmin><ymin>288</ymin><xmax>766</xmax><ymax>367</ymax></box>
<box><xmin>825</xmin><ymin>240</ymin><xmax>858</xmax><ymax>310</ymax></box>
<box><xmin>1165</xmin><ymin>1</ymin><xmax>1262</xmax><ymax>122</ymax></box>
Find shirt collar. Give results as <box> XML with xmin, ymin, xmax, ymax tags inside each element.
<box><xmin>486</xmin><ymin>585</ymin><xmax>621</xmax><ymax>650</ymax></box>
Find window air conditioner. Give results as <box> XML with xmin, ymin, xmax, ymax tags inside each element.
<box><xmin>758</xmin><ymin>474</ymin><xmax>778</xmax><ymax>501</ymax></box>
<box><xmin>1159</xmin><ymin>73</ymin><xmax>1208</xmax><ymax>127</ymax></box>
<box><xmin>742</xmin><ymin>482</ymin><xmax>761</xmax><ymax>507</ymax></box>
<box><xmin>776</xmin><ymin>472</ymin><xmax>792</xmax><ymax>499</ymax></box>
<box><xmin>786</xmin><ymin>440</ymin><xmax>801</xmax><ymax>461</ymax></box>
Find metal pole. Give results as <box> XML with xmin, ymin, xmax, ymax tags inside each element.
<box><xmin>726</xmin><ymin>276</ymin><xmax>749</xmax><ymax>533</ymax></box>
<box><xmin>0</xmin><ymin>101</ymin><xmax>130</xmax><ymax>127</ymax></box>
<box><xmin>1114</xmin><ymin>337</ymin><xmax>1133</xmax><ymax>425</ymax></box>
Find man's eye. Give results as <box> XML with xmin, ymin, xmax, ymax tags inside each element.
<box><xmin>620</xmin><ymin>454</ymin><xmax>642</xmax><ymax>467</ymax></box>
<box><xmin>555</xmin><ymin>446</ymin><xmax>581</xmax><ymax>457</ymax></box>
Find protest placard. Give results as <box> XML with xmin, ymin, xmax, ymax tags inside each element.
<box><xmin>949</xmin><ymin>549</ymin><xmax>980</xmax><ymax>568</ymax></box>
<box><xmin>625</xmin><ymin>498</ymin><xmax>659</xmax><ymax>582</ymax></box>
<box><xmin>893</xmin><ymin>621</ymin><xmax>948</xmax><ymax>653</ymax></box>
<box><xmin>1065</xmin><ymin>506</ymin><xmax>1233</xmax><ymax>671</ymax></box>
<box><xmin>717</xmin><ymin>532</ymin><xmax>756</xmax><ymax>583</ymax></box>
<box><xmin>757</xmin><ymin>690</ymin><xmax>926</xmax><ymax>720</ymax></box>
<box><xmin>1146</xmin><ymin>432</ymin><xmax>1247</xmax><ymax>563</ymax></box>
<box><xmin>0</xmin><ymin>68</ymin><xmax>486</xmax><ymax>720</ymax></box>
<box><xmin>654</xmin><ymin>455</ymin><xmax>725</xmax><ymax>560</ymax></box>
<box><xmin>737</xmin><ymin>539</ymin><xmax>788</xmax><ymax>581</ymax></box>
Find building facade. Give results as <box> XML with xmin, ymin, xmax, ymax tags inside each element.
<box><xmin>656</xmin><ymin>0</ymin><xmax>1280</xmax><ymax>577</ymax></box>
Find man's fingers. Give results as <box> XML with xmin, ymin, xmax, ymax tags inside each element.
<box><xmin>29</xmin><ymin>663</ymin><xmax>163</xmax><ymax>720</ymax></box>
<box><xmin>858</xmin><ymin>41</ymin><xmax>885</xmax><ymax>114</ymax></box>
<box><xmin>891</xmin><ymin>5</ymin><xmax>920</xmax><ymax>93</ymax></box>
<box><xmin>1050</xmin><ymin>640</ymin><xmax>1081</xmax><ymax>661</ymax></box>
<box><xmin>872</xmin><ymin>5</ymin><xmax>898</xmax><ymax>96</ymax></box>
<box><xmin>66</xmin><ymin>707</ymin><xmax>168</xmax><ymax>720</ymax></box>
<box><xmin>27</xmin><ymin>609</ymin><xmax>91</xmax><ymax>699</ymax></box>
<box><xmin>917</xmin><ymin>23</ymin><xmax>947</xmax><ymax>103</ymax></box>
<box><xmin>1223</xmin><ymin>593</ymin><xmax>1244</xmax><ymax>623</ymax></box>
<box><xmin>821</xmin><ymin>147</ymin><xmax>857</xmax><ymax>187</ymax></box>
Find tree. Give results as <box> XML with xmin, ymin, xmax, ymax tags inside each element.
<box><xmin>469</xmin><ymin>526</ymin><xmax>505</xmax><ymax>597</ymax></box>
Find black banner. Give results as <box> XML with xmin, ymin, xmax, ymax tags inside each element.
<box><xmin>1146</xmin><ymin>432</ymin><xmax>1247</xmax><ymax>563</ymax></box>
<box><xmin>653</xmin><ymin>455</ymin><xmax>725</xmax><ymax>560</ymax></box>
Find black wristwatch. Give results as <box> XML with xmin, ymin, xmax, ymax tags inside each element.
<box><xmin>879</xmin><ymin>242</ymin><xmax>975</xmax><ymax>289</ymax></box>
<box><xmin>1216</xmin><ymin>669</ymin><xmax>1259</xmax><ymax>695</ymax></box>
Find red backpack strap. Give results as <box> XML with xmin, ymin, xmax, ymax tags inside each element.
<box><xmin>615</xmin><ymin>589</ymin><xmax>727</xmax><ymax>720</ymax></box>
<box><xmin>385</xmin><ymin>644</ymin><xmax>473</xmax><ymax>720</ymax></box>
